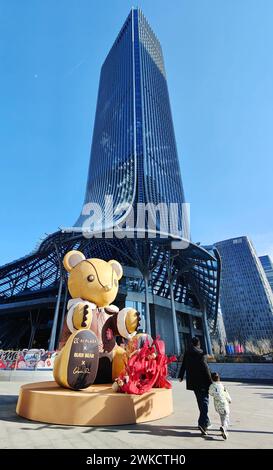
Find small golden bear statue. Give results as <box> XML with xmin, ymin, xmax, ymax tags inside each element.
<box><xmin>53</xmin><ymin>250</ymin><xmax>140</xmax><ymax>389</ymax></box>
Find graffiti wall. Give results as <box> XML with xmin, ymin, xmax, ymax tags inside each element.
<box><xmin>0</xmin><ymin>349</ymin><xmax>57</xmax><ymax>370</ymax></box>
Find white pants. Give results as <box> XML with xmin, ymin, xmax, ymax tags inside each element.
<box><xmin>219</xmin><ymin>412</ymin><xmax>230</xmax><ymax>431</ymax></box>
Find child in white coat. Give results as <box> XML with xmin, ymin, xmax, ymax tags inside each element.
<box><xmin>209</xmin><ymin>372</ymin><xmax>232</xmax><ymax>440</ymax></box>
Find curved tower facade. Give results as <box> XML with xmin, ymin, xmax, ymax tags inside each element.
<box><xmin>76</xmin><ymin>9</ymin><xmax>185</xmax><ymax>234</ymax></box>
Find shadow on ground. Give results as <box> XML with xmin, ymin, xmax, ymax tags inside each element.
<box><xmin>1</xmin><ymin>393</ymin><xmax>273</xmax><ymax>440</ymax></box>
<box><xmin>254</xmin><ymin>393</ymin><xmax>273</xmax><ymax>399</ymax></box>
<box><xmin>0</xmin><ymin>394</ymin><xmax>222</xmax><ymax>440</ymax></box>
<box><xmin>83</xmin><ymin>424</ymin><xmax>223</xmax><ymax>441</ymax></box>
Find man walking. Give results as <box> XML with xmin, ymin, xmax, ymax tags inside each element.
<box><xmin>179</xmin><ymin>336</ymin><xmax>213</xmax><ymax>435</ymax></box>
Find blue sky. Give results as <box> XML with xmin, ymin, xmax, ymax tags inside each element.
<box><xmin>0</xmin><ymin>0</ymin><xmax>273</xmax><ymax>265</ymax></box>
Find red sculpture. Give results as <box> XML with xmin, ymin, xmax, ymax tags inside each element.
<box><xmin>113</xmin><ymin>337</ymin><xmax>176</xmax><ymax>395</ymax></box>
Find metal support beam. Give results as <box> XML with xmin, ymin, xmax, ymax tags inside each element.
<box><xmin>189</xmin><ymin>314</ymin><xmax>195</xmax><ymax>339</ymax></box>
<box><xmin>144</xmin><ymin>274</ymin><xmax>151</xmax><ymax>335</ymax></box>
<box><xmin>57</xmin><ymin>282</ymin><xmax>68</xmax><ymax>345</ymax></box>
<box><xmin>48</xmin><ymin>276</ymin><xmax>63</xmax><ymax>351</ymax></box>
<box><xmin>28</xmin><ymin>311</ymin><xmax>34</xmax><ymax>349</ymax></box>
<box><xmin>203</xmin><ymin>309</ymin><xmax>213</xmax><ymax>355</ymax></box>
<box><xmin>28</xmin><ymin>309</ymin><xmax>40</xmax><ymax>349</ymax></box>
<box><xmin>169</xmin><ymin>278</ymin><xmax>181</xmax><ymax>357</ymax></box>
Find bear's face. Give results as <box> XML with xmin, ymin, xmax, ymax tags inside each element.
<box><xmin>63</xmin><ymin>251</ymin><xmax>123</xmax><ymax>307</ymax></box>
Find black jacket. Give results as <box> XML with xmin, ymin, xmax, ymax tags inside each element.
<box><xmin>178</xmin><ymin>346</ymin><xmax>212</xmax><ymax>391</ymax></box>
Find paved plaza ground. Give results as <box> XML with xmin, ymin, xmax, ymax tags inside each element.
<box><xmin>0</xmin><ymin>378</ymin><xmax>272</xmax><ymax>449</ymax></box>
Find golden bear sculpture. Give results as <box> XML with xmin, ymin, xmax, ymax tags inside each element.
<box><xmin>53</xmin><ymin>250</ymin><xmax>140</xmax><ymax>390</ymax></box>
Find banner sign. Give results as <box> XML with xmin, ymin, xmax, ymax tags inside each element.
<box><xmin>0</xmin><ymin>349</ymin><xmax>57</xmax><ymax>370</ymax></box>
<box><xmin>0</xmin><ymin>350</ymin><xmax>19</xmax><ymax>369</ymax></box>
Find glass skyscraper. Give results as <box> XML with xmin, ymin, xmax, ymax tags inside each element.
<box><xmin>259</xmin><ymin>255</ymin><xmax>273</xmax><ymax>293</ymax></box>
<box><xmin>216</xmin><ymin>236</ymin><xmax>273</xmax><ymax>344</ymax></box>
<box><xmin>76</xmin><ymin>9</ymin><xmax>185</xmax><ymax>234</ymax></box>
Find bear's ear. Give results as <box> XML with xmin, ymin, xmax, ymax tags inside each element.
<box><xmin>63</xmin><ymin>250</ymin><xmax>86</xmax><ymax>272</ymax></box>
<box><xmin>108</xmin><ymin>260</ymin><xmax>123</xmax><ymax>280</ymax></box>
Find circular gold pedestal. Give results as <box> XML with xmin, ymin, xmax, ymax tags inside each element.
<box><xmin>16</xmin><ymin>381</ymin><xmax>173</xmax><ymax>426</ymax></box>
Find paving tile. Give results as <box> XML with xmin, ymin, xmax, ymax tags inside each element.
<box><xmin>0</xmin><ymin>380</ymin><xmax>273</xmax><ymax>449</ymax></box>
